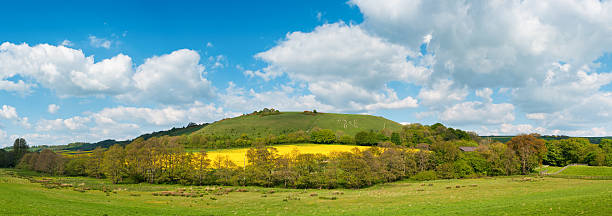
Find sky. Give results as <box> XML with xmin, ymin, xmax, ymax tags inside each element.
<box><xmin>1</xmin><ymin>0</ymin><xmax>612</xmax><ymax>147</ymax></box>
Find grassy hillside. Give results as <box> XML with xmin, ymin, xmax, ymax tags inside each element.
<box><xmin>195</xmin><ymin>112</ymin><xmax>402</xmax><ymax>139</ymax></box>
<box><xmin>2</xmin><ymin>169</ymin><xmax>610</xmax><ymax>215</ymax></box>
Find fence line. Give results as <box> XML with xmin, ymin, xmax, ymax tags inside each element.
<box><xmin>544</xmin><ymin>174</ymin><xmax>612</xmax><ymax>180</ymax></box>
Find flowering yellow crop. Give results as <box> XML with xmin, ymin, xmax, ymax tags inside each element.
<box><xmin>206</xmin><ymin>144</ymin><xmax>370</xmax><ymax>167</ymax></box>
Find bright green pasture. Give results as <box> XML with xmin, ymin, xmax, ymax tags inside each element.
<box><xmin>535</xmin><ymin>165</ymin><xmax>565</xmax><ymax>174</ymax></box>
<box><xmin>1</xmin><ymin>169</ymin><xmax>611</xmax><ymax>216</ymax></box>
<box><xmin>558</xmin><ymin>165</ymin><xmax>612</xmax><ymax>176</ymax></box>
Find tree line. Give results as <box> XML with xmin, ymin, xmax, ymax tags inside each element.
<box><xmin>169</xmin><ymin>123</ymin><xmax>479</xmax><ymax>150</ymax></box>
<box><xmin>3</xmin><ymin>123</ymin><xmax>611</xmax><ymax>189</ymax></box>
<box><xmin>0</xmin><ymin>138</ymin><xmax>29</xmax><ymax>168</ymax></box>
<box><xmin>8</xmin><ymin>134</ymin><xmax>575</xmax><ymax>188</ymax></box>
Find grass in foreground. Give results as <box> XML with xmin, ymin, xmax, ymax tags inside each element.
<box><xmin>1</xmin><ymin>169</ymin><xmax>610</xmax><ymax>216</ymax></box>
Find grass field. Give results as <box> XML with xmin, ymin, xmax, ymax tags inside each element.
<box><xmin>535</xmin><ymin>165</ymin><xmax>565</xmax><ymax>174</ymax></box>
<box><xmin>558</xmin><ymin>165</ymin><xmax>612</xmax><ymax>176</ymax></box>
<box><xmin>195</xmin><ymin>112</ymin><xmax>403</xmax><ymax>139</ymax></box>
<box><xmin>1</xmin><ymin>169</ymin><xmax>610</xmax><ymax>215</ymax></box>
<box><xmin>205</xmin><ymin>144</ymin><xmax>370</xmax><ymax>166</ymax></box>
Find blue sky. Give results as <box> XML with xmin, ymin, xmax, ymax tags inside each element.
<box><xmin>1</xmin><ymin>0</ymin><xmax>612</xmax><ymax>147</ymax></box>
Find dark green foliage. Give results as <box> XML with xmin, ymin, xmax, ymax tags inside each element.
<box><xmin>410</xmin><ymin>171</ymin><xmax>437</xmax><ymax>181</ymax></box>
<box><xmin>354</xmin><ymin>131</ymin><xmax>381</xmax><ymax>146</ymax></box>
<box><xmin>64</xmin><ymin>157</ymin><xmax>88</xmax><ymax>176</ymax></box>
<box><xmin>430</xmin><ymin>141</ymin><xmax>460</xmax><ymax>163</ymax></box>
<box><xmin>600</xmin><ymin>139</ymin><xmax>612</xmax><ymax>166</ymax></box>
<box><xmin>337</xmin><ymin>134</ymin><xmax>354</xmax><ymax>144</ymax></box>
<box><xmin>543</xmin><ymin>138</ymin><xmax>608</xmax><ymax>166</ymax></box>
<box><xmin>310</xmin><ymin>128</ymin><xmax>336</xmax><ymax>144</ymax></box>
<box><xmin>12</xmin><ymin>138</ymin><xmax>28</xmax><ymax>166</ymax></box>
<box><xmin>0</xmin><ymin>138</ymin><xmax>28</xmax><ymax>168</ymax></box>
<box><xmin>248</xmin><ymin>108</ymin><xmax>281</xmax><ymax>117</ymax></box>
<box><xmin>399</xmin><ymin>123</ymin><xmax>476</xmax><ymax>148</ymax></box>
<box><xmin>0</xmin><ymin>149</ymin><xmax>12</xmax><ymax>168</ymax></box>
<box><xmin>390</xmin><ymin>132</ymin><xmax>401</xmax><ymax>145</ymax></box>
<box><xmin>64</xmin><ymin>140</ymin><xmax>131</xmax><ymax>152</ymax></box>
<box><xmin>453</xmin><ymin>159</ymin><xmax>475</xmax><ymax>178</ymax></box>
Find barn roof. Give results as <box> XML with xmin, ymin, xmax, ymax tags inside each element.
<box><xmin>459</xmin><ymin>146</ymin><xmax>477</xmax><ymax>152</ymax></box>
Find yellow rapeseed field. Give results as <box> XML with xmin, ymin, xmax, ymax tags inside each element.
<box><xmin>206</xmin><ymin>144</ymin><xmax>370</xmax><ymax>167</ymax></box>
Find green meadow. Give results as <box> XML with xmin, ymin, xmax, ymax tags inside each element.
<box><xmin>558</xmin><ymin>165</ymin><xmax>612</xmax><ymax>176</ymax></box>
<box><xmin>2</xmin><ymin>168</ymin><xmax>610</xmax><ymax>216</ymax></box>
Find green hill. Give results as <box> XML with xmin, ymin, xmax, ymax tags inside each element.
<box><xmin>25</xmin><ymin>123</ymin><xmax>208</xmax><ymax>152</ymax></box>
<box><xmin>194</xmin><ymin>111</ymin><xmax>402</xmax><ymax>139</ymax></box>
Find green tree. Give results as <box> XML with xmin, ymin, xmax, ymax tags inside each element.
<box><xmin>192</xmin><ymin>150</ymin><xmax>211</xmax><ymax>185</ymax></box>
<box><xmin>102</xmin><ymin>144</ymin><xmax>127</xmax><ymax>184</ymax></box>
<box><xmin>0</xmin><ymin>149</ymin><xmax>12</xmax><ymax>168</ymax></box>
<box><xmin>600</xmin><ymin>139</ymin><xmax>612</xmax><ymax>166</ymax></box>
<box><xmin>507</xmin><ymin>134</ymin><xmax>546</xmax><ymax>174</ymax></box>
<box><xmin>65</xmin><ymin>156</ymin><xmax>88</xmax><ymax>176</ymax></box>
<box><xmin>355</xmin><ymin>131</ymin><xmax>379</xmax><ymax>146</ymax></box>
<box><xmin>310</xmin><ymin>128</ymin><xmax>335</xmax><ymax>144</ymax></box>
<box><xmin>430</xmin><ymin>141</ymin><xmax>460</xmax><ymax>164</ymax></box>
<box><xmin>390</xmin><ymin>132</ymin><xmax>401</xmax><ymax>145</ymax></box>
<box><xmin>245</xmin><ymin>146</ymin><xmax>278</xmax><ymax>186</ymax></box>
<box><xmin>86</xmin><ymin>147</ymin><xmax>105</xmax><ymax>178</ymax></box>
<box><xmin>12</xmin><ymin>138</ymin><xmax>28</xmax><ymax>166</ymax></box>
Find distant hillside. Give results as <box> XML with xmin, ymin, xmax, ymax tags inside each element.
<box><xmin>194</xmin><ymin>111</ymin><xmax>402</xmax><ymax>139</ymax></box>
<box><xmin>481</xmin><ymin>135</ymin><xmax>612</xmax><ymax>144</ymax></box>
<box><xmin>27</xmin><ymin>123</ymin><xmax>209</xmax><ymax>152</ymax></box>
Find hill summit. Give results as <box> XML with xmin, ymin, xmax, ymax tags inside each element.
<box><xmin>193</xmin><ymin>110</ymin><xmax>402</xmax><ymax>139</ymax></box>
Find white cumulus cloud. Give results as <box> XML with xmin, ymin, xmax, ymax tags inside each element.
<box><xmin>0</xmin><ymin>42</ymin><xmax>133</xmax><ymax>97</ymax></box>
<box><xmin>254</xmin><ymin>22</ymin><xmax>428</xmax><ymax>111</ymax></box>
<box><xmin>118</xmin><ymin>49</ymin><xmax>215</xmax><ymax>104</ymax></box>
<box><xmin>47</xmin><ymin>104</ymin><xmax>60</xmax><ymax>114</ymax></box>
<box><xmin>440</xmin><ymin>101</ymin><xmax>515</xmax><ymax>125</ymax></box>
<box><xmin>88</xmin><ymin>35</ymin><xmax>111</xmax><ymax>49</ymax></box>
<box><xmin>0</xmin><ymin>105</ymin><xmax>18</xmax><ymax>119</ymax></box>
<box><xmin>0</xmin><ymin>42</ymin><xmax>216</xmax><ymax>105</ymax></box>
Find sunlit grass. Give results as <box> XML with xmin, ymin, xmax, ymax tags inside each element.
<box><xmin>558</xmin><ymin>165</ymin><xmax>612</xmax><ymax>176</ymax></box>
<box><xmin>1</xmin><ymin>168</ymin><xmax>610</xmax><ymax>215</ymax></box>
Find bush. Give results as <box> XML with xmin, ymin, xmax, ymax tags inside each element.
<box><xmin>355</xmin><ymin>131</ymin><xmax>380</xmax><ymax>146</ymax></box>
<box><xmin>338</xmin><ymin>135</ymin><xmax>354</xmax><ymax>144</ymax></box>
<box><xmin>436</xmin><ymin>162</ymin><xmax>456</xmax><ymax>179</ymax></box>
<box><xmin>310</xmin><ymin>128</ymin><xmax>335</xmax><ymax>144</ymax></box>
<box><xmin>410</xmin><ymin>170</ymin><xmax>437</xmax><ymax>181</ymax></box>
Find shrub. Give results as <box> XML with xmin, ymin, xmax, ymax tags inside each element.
<box><xmin>436</xmin><ymin>162</ymin><xmax>456</xmax><ymax>179</ymax></box>
<box><xmin>410</xmin><ymin>170</ymin><xmax>437</xmax><ymax>181</ymax></box>
<box><xmin>310</xmin><ymin>128</ymin><xmax>336</xmax><ymax>144</ymax></box>
<box><xmin>355</xmin><ymin>131</ymin><xmax>380</xmax><ymax>146</ymax></box>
